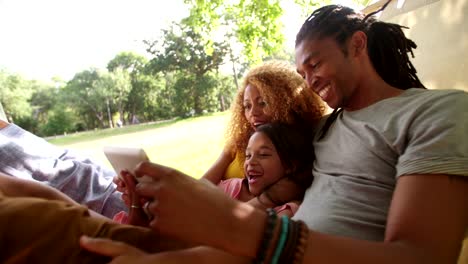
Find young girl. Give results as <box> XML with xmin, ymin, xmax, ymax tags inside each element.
<box><xmin>218</xmin><ymin>122</ymin><xmax>314</xmax><ymax>217</ymax></box>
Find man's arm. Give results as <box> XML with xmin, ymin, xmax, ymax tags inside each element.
<box><xmin>299</xmin><ymin>174</ymin><xmax>468</xmax><ymax>263</ymax></box>
<box><xmin>202</xmin><ymin>149</ymin><xmax>235</xmax><ymax>184</ymax></box>
<box><xmin>0</xmin><ymin>173</ymin><xmax>108</xmax><ymax>219</ymax></box>
<box><xmin>0</xmin><ymin>172</ymin><xmax>79</xmax><ymax>204</ymax></box>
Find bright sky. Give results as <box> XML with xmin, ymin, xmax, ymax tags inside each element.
<box><xmin>0</xmin><ymin>0</ymin><xmax>188</xmax><ymax>82</ymax></box>
<box><xmin>0</xmin><ymin>0</ymin><xmax>360</xmax><ymax>82</ymax></box>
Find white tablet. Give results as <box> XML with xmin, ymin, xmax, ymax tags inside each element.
<box><xmin>103</xmin><ymin>146</ymin><xmax>152</xmax><ymax>182</ymax></box>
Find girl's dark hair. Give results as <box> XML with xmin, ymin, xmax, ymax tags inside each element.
<box><xmin>295</xmin><ymin>3</ymin><xmax>426</xmax><ymax>140</ymax></box>
<box><xmin>255</xmin><ymin>122</ymin><xmax>314</xmax><ymax>189</ymax></box>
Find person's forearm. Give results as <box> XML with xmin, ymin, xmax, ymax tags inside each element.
<box><xmin>219</xmin><ymin>202</ymin><xmax>267</xmax><ymax>258</ymax></box>
<box><xmin>0</xmin><ymin>173</ymin><xmax>77</xmax><ymax>203</ymax></box>
<box><xmin>222</xmin><ymin>208</ymin><xmax>456</xmax><ymax>264</ymax></box>
<box><xmin>22</xmin><ymin>180</ymin><xmax>79</xmax><ymax>204</ymax></box>
<box><xmin>302</xmin><ymin>231</ymin><xmax>439</xmax><ymax>264</ymax></box>
<box><xmin>202</xmin><ymin>149</ymin><xmax>234</xmax><ymax>184</ymax></box>
<box><xmin>152</xmin><ymin>246</ymin><xmax>251</xmax><ymax>264</ymax></box>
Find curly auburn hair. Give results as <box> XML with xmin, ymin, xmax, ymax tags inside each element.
<box><xmin>225</xmin><ymin>60</ymin><xmax>325</xmax><ymax>161</ymax></box>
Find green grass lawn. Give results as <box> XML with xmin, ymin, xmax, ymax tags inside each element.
<box><xmin>48</xmin><ymin>111</ymin><xmax>230</xmax><ymax>179</ymax></box>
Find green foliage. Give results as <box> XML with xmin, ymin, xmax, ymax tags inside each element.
<box><xmin>39</xmin><ymin>107</ymin><xmax>77</xmax><ymax>136</ymax></box>
<box><xmin>107</xmin><ymin>51</ymin><xmax>148</xmax><ymax>74</ymax></box>
<box><xmin>0</xmin><ymin>70</ymin><xmax>32</xmax><ymax>121</ymax></box>
<box><xmin>183</xmin><ymin>0</ymin><xmax>285</xmax><ymax>66</ymax></box>
<box><xmin>145</xmin><ymin>22</ymin><xmax>228</xmax><ymax>115</ymax></box>
<box><xmin>64</xmin><ymin>69</ymin><xmax>109</xmax><ymax>128</ymax></box>
<box><xmin>234</xmin><ymin>0</ymin><xmax>285</xmax><ymax>64</ymax></box>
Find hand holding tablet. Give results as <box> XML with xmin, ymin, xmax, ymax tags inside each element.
<box><xmin>103</xmin><ymin>146</ymin><xmax>153</xmax><ymax>183</ymax></box>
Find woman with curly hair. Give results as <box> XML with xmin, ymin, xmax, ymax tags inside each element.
<box><xmin>203</xmin><ymin>60</ymin><xmax>325</xmax><ymax>184</ymax></box>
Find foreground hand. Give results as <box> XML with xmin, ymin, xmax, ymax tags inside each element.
<box><xmin>133</xmin><ymin>162</ymin><xmax>241</xmax><ymax>249</ymax></box>
<box><xmin>81</xmin><ymin>236</ymin><xmax>233</xmax><ymax>264</ymax></box>
<box><xmin>80</xmin><ymin>236</ymin><xmax>153</xmax><ymax>264</ymax></box>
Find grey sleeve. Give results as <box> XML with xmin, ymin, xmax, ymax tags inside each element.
<box><xmin>396</xmin><ymin>92</ymin><xmax>468</xmax><ymax>177</ymax></box>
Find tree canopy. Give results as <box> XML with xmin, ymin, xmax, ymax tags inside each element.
<box><xmin>0</xmin><ymin>1</ymin><xmax>371</xmax><ymax>136</ymax></box>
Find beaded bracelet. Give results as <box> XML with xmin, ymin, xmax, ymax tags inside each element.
<box><xmin>278</xmin><ymin>217</ymin><xmax>299</xmax><ymax>263</ymax></box>
<box><xmin>292</xmin><ymin>220</ymin><xmax>309</xmax><ymax>264</ymax></box>
<box><xmin>270</xmin><ymin>215</ymin><xmax>289</xmax><ymax>264</ymax></box>
<box><xmin>253</xmin><ymin>208</ymin><xmax>277</xmax><ymax>264</ymax></box>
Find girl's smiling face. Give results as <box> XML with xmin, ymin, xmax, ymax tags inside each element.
<box><xmin>244</xmin><ymin>131</ymin><xmax>285</xmax><ymax>196</ymax></box>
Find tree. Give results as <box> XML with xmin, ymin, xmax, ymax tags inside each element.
<box><xmin>145</xmin><ymin>22</ymin><xmax>228</xmax><ymax>115</ymax></box>
<box><xmin>97</xmin><ymin>69</ymin><xmax>132</xmax><ymax>126</ymax></box>
<box><xmin>21</xmin><ymin>81</ymin><xmax>59</xmax><ymax>134</ymax></box>
<box><xmin>183</xmin><ymin>0</ymin><xmax>285</xmax><ymax>66</ymax></box>
<box><xmin>107</xmin><ymin>52</ymin><xmax>154</xmax><ymax>123</ymax></box>
<box><xmin>0</xmin><ymin>70</ymin><xmax>32</xmax><ymax>122</ymax></box>
<box><xmin>39</xmin><ymin>106</ymin><xmax>77</xmax><ymax>136</ymax></box>
<box><xmin>64</xmin><ymin>69</ymin><xmax>110</xmax><ymax>128</ymax></box>
<box><xmin>107</xmin><ymin>51</ymin><xmax>148</xmax><ymax>75</ymax></box>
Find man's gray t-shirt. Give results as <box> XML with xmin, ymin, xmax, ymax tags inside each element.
<box><xmin>293</xmin><ymin>88</ymin><xmax>468</xmax><ymax>241</ymax></box>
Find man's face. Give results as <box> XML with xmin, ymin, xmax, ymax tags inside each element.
<box><xmin>295</xmin><ymin>37</ymin><xmax>358</xmax><ymax>109</ymax></box>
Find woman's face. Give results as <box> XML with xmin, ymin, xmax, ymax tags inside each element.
<box><xmin>243</xmin><ymin>84</ymin><xmax>272</xmax><ymax>130</ymax></box>
<box><xmin>244</xmin><ymin>131</ymin><xmax>285</xmax><ymax>196</ymax></box>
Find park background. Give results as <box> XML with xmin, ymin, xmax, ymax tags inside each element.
<box><xmin>1</xmin><ymin>0</ymin><xmax>467</xmax><ymax>261</ymax></box>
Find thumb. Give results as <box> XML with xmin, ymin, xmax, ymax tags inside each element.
<box><xmin>134</xmin><ymin>161</ymin><xmax>175</xmax><ymax>181</ymax></box>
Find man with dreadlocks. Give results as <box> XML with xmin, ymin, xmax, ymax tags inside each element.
<box><xmin>79</xmin><ymin>3</ymin><xmax>468</xmax><ymax>263</ymax></box>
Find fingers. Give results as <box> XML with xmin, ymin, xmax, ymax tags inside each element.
<box><xmin>134</xmin><ymin>181</ymin><xmax>160</xmax><ymax>198</ymax></box>
<box><xmin>121</xmin><ymin>193</ymin><xmax>131</xmax><ymax>207</ymax></box>
<box><xmin>79</xmin><ymin>235</ymin><xmax>143</xmax><ymax>257</ymax></box>
<box><xmin>121</xmin><ymin>171</ymin><xmax>137</xmax><ymax>191</ymax></box>
<box><xmin>134</xmin><ymin>162</ymin><xmax>182</xmax><ymax>181</ymax></box>
<box><xmin>113</xmin><ymin>175</ymin><xmax>126</xmax><ymax>193</ymax></box>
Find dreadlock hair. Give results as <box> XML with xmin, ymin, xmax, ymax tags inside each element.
<box><xmin>295</xmin><ymin>1</ymin><xmax>426</xmax><ymax>140</ymax></box>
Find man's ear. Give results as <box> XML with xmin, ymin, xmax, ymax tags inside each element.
<box><xmin>349</xmin><ymin>31</ymin><xmax>367</xmax><ymax>58</ymax></box>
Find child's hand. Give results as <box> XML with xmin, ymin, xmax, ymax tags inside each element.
<box><xmin>113</xmin><ymin>174</ymin><xmax>130</xmax><ymax>207</ymax></box>
<box><xmin>121</xmin><ymin>171</ymin><xmax>150</xmax><ymax>227</ymax></box>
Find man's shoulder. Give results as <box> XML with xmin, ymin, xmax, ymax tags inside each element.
<box><xmin>404</xmin><ymin>88</ymin><xmax>468</xmax><ymax>102</ymax></box>
<box><xmin>386</xmin><ymin>88</ymin><xmax>468</xmax><ymax>114</ymax></box>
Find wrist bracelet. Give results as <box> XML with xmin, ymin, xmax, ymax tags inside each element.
<box><xmin>293</xmin><ymin>220</ymin><xmax>309</xmax><ymax>264</ymax></box>
<box><xmin>253</xmin><ymin>208</ymin><xmax>277</xmax><ymax>264</ymax></box>
<box><xmin>270</xmin><ymin>215</ymin><xmax>289</xmax><ymax>264</ymax></box>
<box><xmin>278</xmin><ymin>216</ymin><xmax>298</xmax><ymax>263</ymax></box>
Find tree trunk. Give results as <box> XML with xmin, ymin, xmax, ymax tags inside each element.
<box><xmin>229</xmin><ymin>47</ymin><xmax>239</xmax><ymax>90</ymax></box>
<box><xmin>106</xmin><ymin>98</ymin><xmax>113</xmax><ymax>128</ymax></box>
